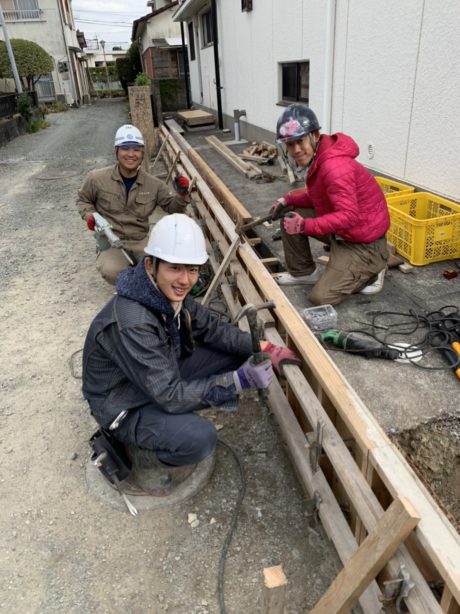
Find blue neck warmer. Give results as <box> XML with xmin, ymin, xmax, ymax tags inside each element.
<box><xmin>115</xmin><ymin>261</ymin><xmax>182</xmax><ymax>358</ymax></box>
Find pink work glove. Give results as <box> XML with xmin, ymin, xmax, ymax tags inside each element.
<box><xmin>86</xmin><ymin>213</ymin><xmax>96</xmax><ymax>231</ymax></box>
<box><xmin>263</xmin><ymin>342</ymin><xmax>302</xmax><ymax>376</ymax></box>
<box><xmin>283</xmin><ymin>212</ymin><xmax>305</xmax><ymax>235</ymax></box>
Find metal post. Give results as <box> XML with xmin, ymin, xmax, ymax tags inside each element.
<box><xmin>0</xmin><ymin>7</ymin><xmax>23</xmax><ymax>93</ymax></box>
<box><xmin>100</xmin><ymin>39</ymin><xmax>110</xmax><ymax>90</ymax></box>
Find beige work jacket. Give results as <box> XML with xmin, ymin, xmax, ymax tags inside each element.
<box><xmin>77</xmin><ymin>164</ymin><xmax>187</xmax><ymax>241</ymax></box>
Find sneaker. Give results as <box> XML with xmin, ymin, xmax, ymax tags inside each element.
<box><xmin>274</xmin><ymin>268</ymin><xmax>322</xmax><ymax>286</ymax></box>
<box><xmin>359</xmin><ymin>268</ymin><xmax>386</xmax><ymax>295</ymax></box>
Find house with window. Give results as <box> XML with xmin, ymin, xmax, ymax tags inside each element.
<box><xmin>173</xmin><ymin>0</ymin><xmax>460</xmax><ymax>202</ymax></box>
<box><xmin>0</xmin><ymin>0</ymin><xmax>89</xmax><ymax>105</ymax></box>
<box><xmin>132</xmin><ymin>0</ymin><xmax>188</xmax><ymax>110</ymax></box>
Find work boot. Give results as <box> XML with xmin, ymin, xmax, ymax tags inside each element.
<box><xmin>125</xmin><ymin>445</ymin><xmax>196</xmax><ymax>495</ymax></box>
<box><xmin>359</xmin><ymin>267</ymin><xmax>386</xmax><ymax>295</ymax></box>
<box><xmin>274</xmin><ymin>267</ymin><xmax>322</xmax><ymax>286</ymax></box>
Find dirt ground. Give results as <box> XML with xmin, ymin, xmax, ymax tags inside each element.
<box><xmin>0</xmin><ymin>99</ymin><xmax>345</xmax><ymax>613</ymax></box>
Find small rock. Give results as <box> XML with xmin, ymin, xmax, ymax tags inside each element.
<box><xmin>188</xmin><ymin>513</ymin><xmax>197</xmax><ymax>524</ymax></box>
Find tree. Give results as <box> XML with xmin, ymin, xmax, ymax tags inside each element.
<box><xmin>116</xmin><ymin>41</ymin><xmax>143</xmax><ymax>93</ymax></box>
<box><xmin>0</xmin><ymin>39</ymin><xmax>53</xmax><ymax>92</ymax></box>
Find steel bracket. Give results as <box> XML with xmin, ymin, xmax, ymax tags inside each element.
<box><xmin>379</xmin><ymin>564</ymin><xmax>414</xmax><ymax>613</ymax></box>
<box><xmin>307</xmin><ymin>421</ymin><xmax>324</xmax><ymax>474</ymax></box>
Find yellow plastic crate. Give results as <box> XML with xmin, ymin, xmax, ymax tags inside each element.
<box><xmin>386</xmin><ymin>192</ymin><xmax>460</xmax><ymax>265</ymax></box>
<box><xmin>375</xmin><ymin>176</ymin><xmax>415</xmax><ymax>200</ymax></box>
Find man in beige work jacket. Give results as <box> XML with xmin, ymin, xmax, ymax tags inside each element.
<box><xmin>77</xmin><ymin>124</ymin><xmax>190</xmax><ymax>285</ymax></box>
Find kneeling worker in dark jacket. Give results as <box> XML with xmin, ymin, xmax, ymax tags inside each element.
<box><xmin>82</xmin><ymin>213</ymin><xmax>300</xmax><ymax>489</ymax></box>
<box><xmin>272</xmin><ymin>104</ymin><xmax>390</xmax><ymax>306</ymax></box>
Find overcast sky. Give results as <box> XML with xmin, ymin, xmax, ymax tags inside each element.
<box><xmin>72</xmin><ymin>0</ymin><xmax>151</xmax><ymax>50</ymax></box>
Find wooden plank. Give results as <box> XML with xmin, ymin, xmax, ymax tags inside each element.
<box><xmin>310</xmin><ymin>497</ymin><xmax>421</xmax><ymax>614</ymax></box>
<box><xmin>160</xmin><ymin>126</ymin><xmax>459</xmax><ymax>613</ymax></box>
<box><xmin>164</xmin><ymin>118</ymin><xmax>184</xmax><ymax>134</ymax></box>
<box><xmin>441</xmin><ymin>586</ymin><xmax>460</xmax><ymax>613</ymax></box>
<box><xmin>177</xmin><ymin>109</ymin><xmax>215</xmax><ymax>126</ymax></box>
<box><xmin>371</xmin><ymin>445</ymin><xmax>460</xmax><ymax>604</ymax></box>
<box><xmin>261</xmin><ymin>566</ymin><xmax>288</xmax><ymax>614</ymax></box>
<box><xmin>206</xmin><ymin>135</ymin><xmax>263</xmax><ymax>178</ymax></box>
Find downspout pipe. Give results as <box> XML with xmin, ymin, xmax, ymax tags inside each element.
<box><xmin>180</xmin><ymin>20</ymin><xmax>191</xmax><ymax>109</ymax></box>
<box><xmin>210</xmin><ymin>0</ymin><xmax>223</xmax><ymax>129</ymax></box>
<box><xmin>321</xmin><ymin>0</ymin><xmax>336</xmax><ymax>133</ymax></box>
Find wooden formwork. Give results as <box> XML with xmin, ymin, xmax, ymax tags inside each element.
<box><xmin>157</xmin><ymin>125</ymin><xmax>460</xmax><ymax>613</ymax></box>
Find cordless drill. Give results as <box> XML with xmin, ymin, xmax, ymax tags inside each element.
<box><xmin>318</xmin><ymin>329</ymin><xmax>400</xmax><ymax>360</ymax></box>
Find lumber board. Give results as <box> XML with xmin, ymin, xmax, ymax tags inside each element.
<box><xmin>220</xmin><ymin>287</ymin><xmax>382</xmax><ymax>614</ymax></box>
<box><xmin>164</xmin><ymin>118</ymin><xmax>184</xmax><ymax>134</ymax></box>
<box><xmin>261</xmin><ymin>566</ymin><xmax>288</xmax><ymax>614</ymax></box>
<box><xmin>371</xmin><ymin>445</ymin><xmax>460</xmax><ymax>604</ymax></box>
<box><xmin>159</xmin><ymin>126</ymin><xmax>252</xmax><ymax>224</ymax></box>
<box><xmin>441</xmin><ymin>587</ymin><xmax>460</xmax><ymax>613</ymax></box>
<box><xmin>177</xmin><ymin>109</ymin><xmax>215</xmax><ymax>126</ymax></box>
<box><xmin>197</xmin><ymin>196</ymin><xmax>445</xmax><ymax>611</ymax></box>
<box><xmin>205</xmin><ymin>135</ymin><xmax>263</xmax><ymax>179</ymax></box>
<box><xmin>159</xmin><ymin>126</ymin><xmax>460</xmax><ymax>613</ymax></box>
<box><xmin>310</xmin><ymin>497</ymin><xmax>421</xmax><ymax>614</ymax></box>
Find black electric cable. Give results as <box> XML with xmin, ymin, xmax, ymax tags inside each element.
<box><xmin>216</xmin><ymin>438</ymin><xmax>247</xmax><ymax>614</ymax></box>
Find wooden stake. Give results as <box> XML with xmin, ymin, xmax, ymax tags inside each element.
<box><xmin>310</xmin><ymin>496</ymin><xmax>420</xmax><ymax>614</ymax></box>
<box><xmin>262</xmin><ymin>565</ymin><xmax>288</xmax><ymax>614</ymax></box>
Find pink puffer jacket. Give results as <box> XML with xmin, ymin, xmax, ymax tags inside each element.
<box><xmin>283</xmin><ymin>133</ymin><xmax>390</xmax><ymax>243</ymax></box>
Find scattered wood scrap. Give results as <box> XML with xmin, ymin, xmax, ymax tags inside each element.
<box><xmin>239</xmin><ymin>142</ymin><xmax>278</xmax><ymax>165</ymax></box>
<box><xmin>276</xmin><ymin>144</ymin><xmax>296</xmax><ymax>184</ymax></box>
<box><xmin>205</xmin><ymin>135</ymin><xmax>263</xmax><ymax>179</ymax></box>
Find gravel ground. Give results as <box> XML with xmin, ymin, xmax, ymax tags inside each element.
<box><xmin>0</xmin><ymin>99</ymin><xmax>343</xmax><ymax>613</ymax></box>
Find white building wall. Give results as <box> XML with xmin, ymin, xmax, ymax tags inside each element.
<box><xmin>0</xmin><ymin>0</ymin><xmax>80</xmax><ymax>104</ymax></box>
<box><xmin>181</xmin><ymin>0</ymin><xmax>460</xmax><ymax>201</ymax></box>
<box><xmin>144</xmin><ymin>9</ymin><xmax>182</xmax><ymax>41</ymax></box>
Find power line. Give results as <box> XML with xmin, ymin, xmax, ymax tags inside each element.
<box><xmin>75</xmin><ymin>18</ymin><xmax>133</xmax><ymax>27</ymax></box>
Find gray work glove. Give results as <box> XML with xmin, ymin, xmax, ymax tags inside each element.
<box><xmin>232</xmin><ymin>355</ymin><xmax>274</xmax><ymax>392</ymax></box>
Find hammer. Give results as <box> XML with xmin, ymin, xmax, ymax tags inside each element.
<box><xmin>233</xmin><ymin>301</ymin><xmax>276</xmax><ymax>400</ymax></box>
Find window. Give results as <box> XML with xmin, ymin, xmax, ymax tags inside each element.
<box><xmin>241</xmin><ymin>0</ymin><xmax>253</xmax><ymax>11</ymax></box>
<box><xmin>201</xmin><ymin>10</ymin><xmax>213</xmax><ymax>47</ymax></box>
<box><xmin>188</xmin><ymin>22</ymin><xmax>196</xmax><ymax>61</ymax></box>
<box><xmin>281</xmin><ymin>61</ymin><xmax>309</xmax><ymax>104</ymax></box>
<box><xmin>2</xmin><ymin>0</ymin><xmax>41</xmax><ymax>20</ymax></box>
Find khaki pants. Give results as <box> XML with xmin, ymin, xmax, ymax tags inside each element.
<box><xmin>281</xmin><ymin>208</ymin><xmax>388</xmax><ymax>306</ymax></box>
<box><xmin>96</xmin><ymin>237</ymin><xmax>148</xmax><ymax>285</ymax></box>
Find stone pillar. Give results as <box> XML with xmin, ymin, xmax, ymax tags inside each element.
<box><xmin>128</xmin><ymin>85</ymin><xmax>156</xmax><ymax>161</ymax></box>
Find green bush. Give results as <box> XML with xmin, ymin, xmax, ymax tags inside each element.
<box><xmin>27</xmin><ymin>118</ymin><xmax>49</xmax><ymax>133</ymax></box>
<box><xmin>41</xmin><ymin>102</ymin><xmax>68</xmax><ymax>114</ymax></box>
<box><xmin>17</xmin><ymin>93</ymin><xmax>32</xmax><ymax>121</ymax></box>
<box><xmin>134</xmin><ymin>72</ymin><xmax>151</xmax><ymax>87</ymax></box>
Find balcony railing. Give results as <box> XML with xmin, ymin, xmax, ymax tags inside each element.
<box><xmin>3</xmin><ymin>9</ymin><xmax>42</xmax><ymax>22</ymax></box>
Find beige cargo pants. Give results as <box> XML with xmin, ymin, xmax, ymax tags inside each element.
<box><xmin>280</xmin><ymin>207</ymin><xmax>388</xmax><ymax>306</ymax></box>
<box><xmin>96</xmin><ymin>237</ymin><xmax>148</xmax><ymax>285</ymax></box>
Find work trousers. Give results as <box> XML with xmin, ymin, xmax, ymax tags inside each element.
<box><xmin>112</xmin><ymin>345</ymin><xmax>243</xmax><ymax>466</ymax></box>
<box><xmin>96</xmin><ymin>237</ymin><xmax>148</xmax><ymax>285</ymax></box>
<box><xmin>281</xmin><ymin>207</ymin><xmax>388</xmax><ymax>306</ymax></box>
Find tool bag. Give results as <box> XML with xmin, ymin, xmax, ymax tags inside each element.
<box><xmin>89</xmin><ymin>429</ymin><xmax>132</xmax><ymax>484</ymax></box>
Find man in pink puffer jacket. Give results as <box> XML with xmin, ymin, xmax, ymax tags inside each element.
<box><xmin>272</xmin><ymin>104</ymin><xmax>389</xmax><ymax>306</ymax></box>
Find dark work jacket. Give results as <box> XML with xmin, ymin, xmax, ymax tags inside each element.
<box><xmin>82</xmin><ymin>263</ymin><xmax>253</xmax><ymax>428</ymax></box>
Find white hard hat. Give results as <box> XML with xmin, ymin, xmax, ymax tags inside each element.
<box><xmin>114</xmin><ymin>124</ymin><xmax>144</xmax><ymax>148</ymax></box>
<box><xmin>145</xmin><ymin>214</ymin><xmax>208</xmax><ymax>265</ymax></box>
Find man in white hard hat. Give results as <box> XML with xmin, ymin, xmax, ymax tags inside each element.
<box><xmin>82</xmin><ymin>214</ymin><xmax>300</xmax><ymax>494</ymax></box>
<box><xmin>77</xmin><ymin>124</ymin><xmax>191</xmax><ymax>285</ymax></box>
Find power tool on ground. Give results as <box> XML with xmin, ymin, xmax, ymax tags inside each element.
<box><xmin>318</xmin><ymin>329</ymin><xmax>401</xmax><ymax>360</ymax></box>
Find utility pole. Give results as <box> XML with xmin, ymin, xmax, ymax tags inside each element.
<box><xmin>100</xmin><ymin>39</ymin><xmax>110</xmax><ymax>90</ymax></box>
<box><xmin>0</xmin><ymin>6</ymin><xmax>23</xmax><ymax>93</ymax></box>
